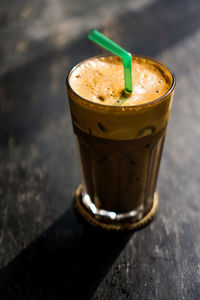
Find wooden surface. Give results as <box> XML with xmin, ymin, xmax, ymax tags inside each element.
<box><xmin>0</xmin><ymin>0</ymin><xmax>200</xmax><ymax>299</ymax></box>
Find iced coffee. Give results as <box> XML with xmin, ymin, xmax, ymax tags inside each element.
<box><xmin>67</xmin><ymin>55</ymin><xmax>175</xmax><ymax>226</ymax></box>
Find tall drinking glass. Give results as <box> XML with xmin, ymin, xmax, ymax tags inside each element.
<box><xmin>66</xmin><ymin>55</ymin><xmax>175</xmax><ymax>230</ymax></box>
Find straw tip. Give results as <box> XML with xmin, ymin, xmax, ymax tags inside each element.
<box><xmin>88</xmin><ymin>29</ymin><xmax>97</xmax><ymax>38</ymax></box>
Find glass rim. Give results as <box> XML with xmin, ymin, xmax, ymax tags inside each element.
<box><xmin>66</xmin><ymin>54</ymin><xmax>176</xmax><ymax>111</ymax></box>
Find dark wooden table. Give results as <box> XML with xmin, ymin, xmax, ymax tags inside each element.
<box><xmin>0</xmin><ymin>0</ymin><xmax>200</xmax><ymax>299</ymax></box>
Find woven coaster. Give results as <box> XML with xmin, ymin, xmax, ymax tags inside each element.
<box><xmin>74</xmin><ymin>185</ymin><xmax>159</xmax><ymax>231</ymax></box>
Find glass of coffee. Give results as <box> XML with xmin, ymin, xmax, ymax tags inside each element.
<box><xmin>66</xmin><ymin>55</ymin><xmax>175</xmax><ymax>230</ymax></box>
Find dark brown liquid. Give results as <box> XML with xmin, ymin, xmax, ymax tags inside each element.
<box><xmin>73</xmin><ymin>123</ymin><xmax>166</xmax><ymax>214</ymax></box>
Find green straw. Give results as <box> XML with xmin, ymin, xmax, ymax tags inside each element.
<box><xmin>88</xmin><ymin>29</ymin><xmax>133</xmax><ymax>94</ymax></box>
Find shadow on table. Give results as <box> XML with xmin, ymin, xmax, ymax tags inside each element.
<box><xmin>0</xmin><ymin>204</ymin><xmax>132</xmax><ymax>300</ymax></box>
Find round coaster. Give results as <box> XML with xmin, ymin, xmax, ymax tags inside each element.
<box><xmin>74</xmin><ymin>185</ymin><xmax>159</xmax><ymax>231</ymax></box>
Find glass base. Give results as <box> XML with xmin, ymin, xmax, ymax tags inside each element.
<box><xmin>74</xmin><ymin>185</ymin><xmax>159</xmax><ymax>231</ymax></box>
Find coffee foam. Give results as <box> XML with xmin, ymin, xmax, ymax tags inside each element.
<box><xmin>69</xmin><ymin>56</ymin><xmax>172</xmax><ymax>106</ymax></box>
